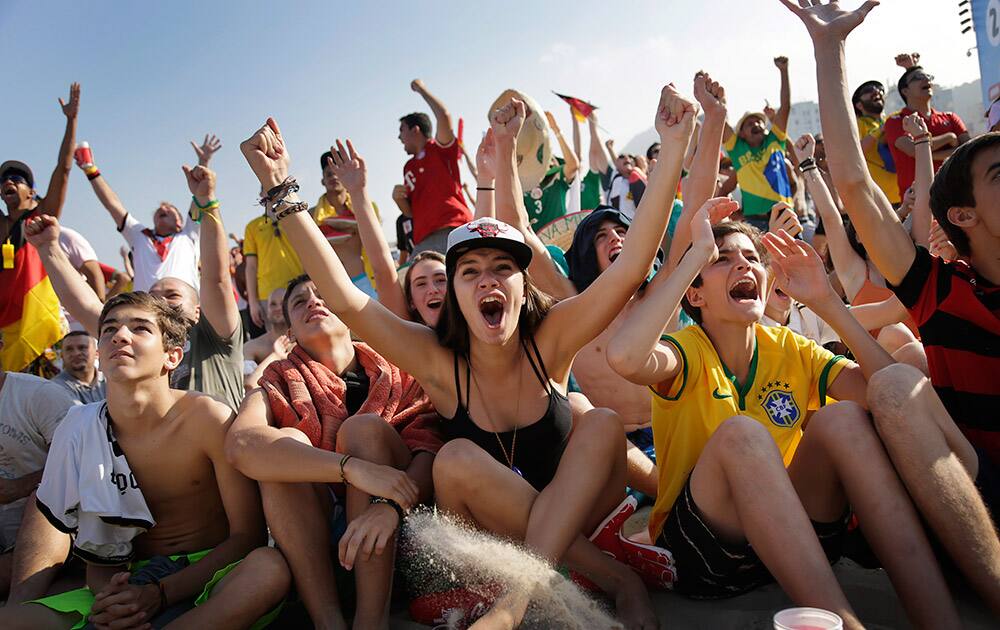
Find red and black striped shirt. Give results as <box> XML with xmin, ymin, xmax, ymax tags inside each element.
<box><xmin>892</xmin><ymin>247</ymin><xmax>1000</xmax><ymax>465</ymax></box>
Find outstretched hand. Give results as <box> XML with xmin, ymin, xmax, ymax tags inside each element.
<box><xmin>762</xmin><ymin>229</ymin><xmax>836</xmax><ymax>306</ymax></box>
<box><xmin>490</xmin><ymin>98</ymin><xmax>526</xmax><ymax>144</ymax></box>
<box><xmin>655</xmin><ymin>83</ymin><xmax>699</xmax><ymax>143</ymax></box>
<box><xmin>693</xmin><ymin>71</ymin><xmax>727</xmax><ymax>120</ymax></box>
<box><xmin>895</xmin><ymin>52</ymin><xmax>920</xmax><ymax>69</ymax></box>
<box><xmin>240</xmin><ymin>118</ymin><xmax>289</xmax><ymax>189</ymax></box>
<box><xmin>181</xmin><ymin>164</ymin><xmax>216</xmax><ymax>201</ymax></box>
<box><xmin>544</xmin><ymin>110</ymin><xmax>561</xmax><ymax>134</ymax></box>
<box><xmin>326</xmin><ymin>140</ymin><xmax>367</xmax><ymax>193</ymax></box>
<box><xmin>690</xmin><ymin>197</ymin><xmax>739</xmax><ymax>263</ymax></box>
<box><xmin>795</xmin><ymin>134</ymin><xmax>817</xmax><ymax>159</ymax></box>
<box><xmin>777</xmin><ymin>0</ymin><xmax>880</xmax><ymax>43</ymax></box>
<box><xmin>191</xmin><ymin>134</ymin><xmax>222</xmax><ymax>166</ymax></box>
<box><xmin>476</xmin><ymin>128</ymin><xmax>498</xmax><ymax>182</ymax></box>
<box><xmin>901</xmin><ymin>112</ymin><xmax>929</xmax><ymax>138</ymax></box>
<box><xmin>24</xmin><ymin>214</ymin><xmax>61</xmax><ymax>248</ymax></box>
<box><xmin>59</xmin><ymin>83</ymin><xmax>80</xmax><ymax>119</ymax></box>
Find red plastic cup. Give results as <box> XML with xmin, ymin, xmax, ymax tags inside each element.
<box><xmin>75</xmin><ymin>141</ymin><xmax>94</xmax><ymax>167</ymax></box>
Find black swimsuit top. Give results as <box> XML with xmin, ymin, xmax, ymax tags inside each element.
<box><xmin>442</xmin><ymin>337</ymin><xmax>573</xmax><ymax>491</ymax></box>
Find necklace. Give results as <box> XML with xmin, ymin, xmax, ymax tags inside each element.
<box><xmin>469</xmin><ymin>356</ymin><xmax>524</xmax><ymax>477</ymax></box>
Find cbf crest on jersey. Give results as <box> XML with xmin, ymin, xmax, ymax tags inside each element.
<box><xmin>761</xmin><ymin>387</ymin><xmax>800</xmax><ymax>428</ymax></box>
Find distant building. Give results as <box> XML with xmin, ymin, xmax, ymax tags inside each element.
<box><xmin>786</xmin><ymin>101</ymin><xmax>821</xmax><ymax>140</ymax></box>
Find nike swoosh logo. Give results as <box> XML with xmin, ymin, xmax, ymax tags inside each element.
<box><xmin>712</xmin><ymin>388</ymin><xmax>732</xmax><ymax>400</ymax></box>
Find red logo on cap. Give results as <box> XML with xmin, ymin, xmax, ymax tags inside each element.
<box><xmin>467</xmin><ymin>221</ymin><xmax>504</xmax><ymax>238</ymax></box>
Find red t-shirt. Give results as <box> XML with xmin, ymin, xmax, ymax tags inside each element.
<box><xmin>403</xmin><ymin>139</ymin><xmax>471</xmax><ymax>244</ymax></box>
<box><xmin>883</xmin><ymin>107</ymin><xmax>967</xmax><ymax>195</ymax></box>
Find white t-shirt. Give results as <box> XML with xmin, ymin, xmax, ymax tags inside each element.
<box><xmin>120</xmin><ymin>213</ymin><xmax>200</xmax><ymax>292</ymax></box>
<box><xmin>609</xmin><ymin>174</ymin><xmax>637</xmax><ymax>220</ymax></box>
<box><xmin>761</xmin><ymin>303</ymin><xmax>840</xmax><ymax>348</ymax></box>
<box><xmin>0</xmin><ymin>373</ymin><xmax>78</xmax><ymax>549</ymax></box>
<box><xmin>58</xmin><ymin>227</ymin><xmax>100</xmax><ymax>332</ymax></box>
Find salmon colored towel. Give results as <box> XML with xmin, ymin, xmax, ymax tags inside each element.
<box><xmin>260</xmin><ymin>343</ymin><xmax>443</xmax><ymax>454</ymax></box>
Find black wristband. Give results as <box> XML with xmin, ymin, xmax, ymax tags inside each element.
<box><xmin>370</xmin><ymin>496</ymin><xmax>406</xmax><ymax>522</ymax></box>
<box><xmin>476</xmin><ymin>186</ymin><xmax>495</xmax><ymax>191</ymax></box>
<box><xmin>797</xmin><ymin>157</ymin><xmax>816</xmax><ymax>172</ymax></box>
<box><xmin>340</xmin><ymin>455</ymin><xmax>353</xmax><ymax>486</ymax></box>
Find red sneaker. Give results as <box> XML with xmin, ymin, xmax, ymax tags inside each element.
<box><xmin>588</xmin><ymin>496</ymin><xmax>638</xmax><ymax>561</ymax></box>
<box><xmin>617</xmin><ymin>534</ymin><xmax>677</xmax><ymax>591</ymax></box>
<box><xmin>408</xmin><ymin>585</ymin><xmax>500</xmax><ymax>628</ymax></box>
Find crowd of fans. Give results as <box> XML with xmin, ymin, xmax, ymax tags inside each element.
<box><xmin>0</xmin><ymin>2</ymin><xmax>997</xmax><ymax>629</ymax></box>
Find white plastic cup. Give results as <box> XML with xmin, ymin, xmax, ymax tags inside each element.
<box><xmin>773</xmin><ymin>607</ymin><xmax>843</xmax><ymax>630</ymax></box>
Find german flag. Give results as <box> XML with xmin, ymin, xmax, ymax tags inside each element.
<box><xmin>553</xmin><ymin>92</ymin><xmax>598</xmax><ymax>122</ymax></box>
<box><xmin>0</xmin><ymin>236</ymin><xmax>64</xmax><ymax>372</ymax></box>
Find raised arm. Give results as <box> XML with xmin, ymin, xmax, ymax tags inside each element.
<box><xmin>542</xmin><ymin>84</ymin><xmax>698</xmax><ymax>369</ymax></box>
<box><xmin>411</xmin><ymin>79</ymin><xmax>454</xmax><ymax>146</ymax></box>
<box><xmin>490</xmin><ymin>106</ymin><xmax>577</xmax><ymax>300</ymax></box>
<box><xmin>773</xmin><ymin>57</ymin><xmax>791</xmax><ymax>133</ymax></box>
<box><xmin>587</xmin><ymin>113</ymin><xmax>611</xmax><ymax>175</ymax></box>
<box><xmin>762</xmin><ymin>230</ymin><xmax>893</xmax><ymax>406</ymax></box>
<box><xmin>73</xmin><ymin>145</ymin><xmax>129</xmax><ymax>229</ymax></box>
<box><xmin>36</xmin><ymin>84</ymin><xmax>80</xmax><ymax>219</ymax></box>
<box><xmin>901</xmin><ymin>113</ymin><xmax>933</xmax><ymax>247</ymax></box>
<box><xmin>544</xmin><ymin>111</ymin><xmax>579</xmax><ymax>181</ymax></box>
<box><xmin>183</xmin><ymin>165</ymin><xmax>240</xmax><ymax>339</ymax></box>
<box><xmin>325</xmin><ymin>141</ymin><xmax>407</xmax><ymax>318</ymax></box>
<box><xmin>239</xmin><ymin>119</ymin><xmax>446</xmax><ymax>383</ymax></box>
<box><xmin>780</xmin><ymin>0</ymin><xmax>914</xmax><ymax>284</ymax></box>
<box><xmin>608</xmin><ymin>199</ymin><xmax>731</xmax><ymax>386</ymax></box>
<box><xmin>571</xmin><ymin>106</ymin><xmax>582</xmax><ymax>162</ymax></box>
<box><xmin>473</xmin><ymin>129</ymin><xmax>497</xmax><ymax>220</ymax></box>
<box><xmin>190</xmin><ymin>134</ymin><xmax>222</xmax><ymax>167</ymax></box>
<box><xmin>79</xmin><ymin>260</ymin><xmax>107</xmax><ymax>302</ymax></box>
<box><xmin>794</xmin><ymin>133</ymin><xmax>867</xmax><ymax>298</ymax></box>
<box><xmin>667</xmin><ymin>72</ymin><xmax>728</xmax><ymax>270</ymax></box>
<box><xmin>24</xmin><ymin>215</ymin><xmax>101</xmax><ymax>335</ymax></box>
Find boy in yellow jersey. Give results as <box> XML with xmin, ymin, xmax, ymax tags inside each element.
<box><xmin>607</xmin><ymin>201</ymin><xmax>959</xmax><ymax>630</ymax></box>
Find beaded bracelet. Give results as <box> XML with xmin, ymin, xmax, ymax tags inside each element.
<box><xmin>271</xmin><ymin>199</ymin><xmax>308</xmax><ymax>222</ymax></box>
<box><xmin>370</xmin><ymin>496</ymin><xmax>406</xmax><ymax>522</ymax></box>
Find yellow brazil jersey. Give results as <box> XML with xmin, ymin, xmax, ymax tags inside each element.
<box><xmin>723</xmin><ymin>127</ymin><xmax>793</xmax><ymax>217</ymax></box>
<box><xmin>243</xmin><ymin>215</ymin><xmax>304</xmax><ymax>299</ymax></box>
<box><xmin>857</xmin><ymin>115</ymin><xmax>900</xmax><ymax>205</ymax></box>
<box><xmin>647</xmin><ymin>323</ymin><xmax>847</xmax><ymax>540</ymax></box>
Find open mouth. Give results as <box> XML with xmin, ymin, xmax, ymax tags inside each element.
<box><xmin>425</xmin><ymin>298</ymin><xmax>443</xmax><ymax>311</ymax></box>
<box><xmin>305</xmin><ymin>309</ymin><xmax>329</xmax><ymax>323</ymax></box>
<box><xmin>609</xmin><ymin>246</ymin><xmax>623</xmax><ymax>263</ymax></box>
<box><xmin>478</xmin><ymin>295</ymin><xmax>505</xmax><ymax>329</ymax></box>
<box><xmin>729</xmin><ymin>277</ymin><xmax>759</xmax><ymax>303</ymax></box>
<box><xmin>1</xmin><ymin>185</ymin><xmax>18</xmax><ymax>199</ymax></box>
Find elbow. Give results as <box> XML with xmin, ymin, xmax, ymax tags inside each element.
<box><xmin>606</xmin><ymin>342</ymin><xmax>643</xmax><ymax>383</ymax></box>
<box><xmin>224</xmin><ymin>431</ymin><xmax>250</xmax><ymax>472</ymax></box>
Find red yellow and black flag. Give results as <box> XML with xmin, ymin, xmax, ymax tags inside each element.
<box><xmin>553</xmin><ymin>92</ymin><xmax>598</xmax><ymax>122</ymax></box>
<box><xmin>0</xmin><ymin>233</ymin><xmax>64</xmax><ymax>371</ymax></box>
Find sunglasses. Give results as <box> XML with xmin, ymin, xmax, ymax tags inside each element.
<box><xmin>1</xmin><ymin>173</ymin><xmax>28</xmax><ymax>186</ymax></box>
<box><xmin>861</xmin><ymin>86</ymin><xmax>884</xmax><ymax>97</ymax></box>
<box><xmin>907</xmin><ymin>73</ymin><xmax>934</xmax><ymax>84</ymax></box>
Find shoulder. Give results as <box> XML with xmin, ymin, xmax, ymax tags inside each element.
<box><xmin>178</xmin><ymin>391</ymin><xmax>234</xmax><ymax>431</ymax></box>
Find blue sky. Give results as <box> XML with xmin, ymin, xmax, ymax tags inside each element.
<box><xmin>3</xmin><ymin>0</ymin><xmax>976</xmax><ymax>265</ymax></box>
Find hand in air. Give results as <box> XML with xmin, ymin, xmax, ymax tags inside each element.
<box><xmin>778</xmin><ymin>0</ymin><xmax>880</xmax><ymax>43</ymax></box>
<box><xmin>59</xmin><ymin>83</ymin><xmax>81</xmax><ymax>119</ymax></box>
<box><xmin>343</xmin><ymin>458</ymin><xmax>419</xmax><ymax>512</ymax></box>
<box><xmin>795</xmin><ymin>134</ymin><xmax>817</xmax><ymax>160</ymax></box>
<box><xmin>475</xmin><ymin>128</ymin><xmax>498</xmax><ymax>183</ymax></box>
<box><xmin>339</xmin><ymin>501</ymin><xmax>402</xmax><ymax>571</ymax></box>
<box><xmin>392</xmin><ymin>184</ymin><xmax>408</xmax><ymax>204</ymax></box>
<box><xmin>191</xmin><ymin>133</ymin><xmax>222</xmax><ymax>166</ymax></box>
<box><xmin>240</xmin><ymin>117</ymin><xmax>289</xmax><ymax>189</ymax></box>
<box><xmin>763</xmin><ymin>101</ymin><xmax>777</xmax><ymax>123</ymax></box>
<box><xmin>693</xmin><ymin>71</ymin><xmax>727</xmax><ymax>120</ymax></box>
<box><xmin>901</xmin><ymin>112</ymin><xmax>929</xmax><ymax>138</ymax></box>
<box><xmin>410</xmin><ymin>79</ymin><xmax>426</xmax><ymax>93</ymax></box>
<box><xmin>544</xmin><ymin>110</ymin><xmax>561</xmax><ymax>134</ymax></box>
<box><xmin>24</xmin><ymin>214</ymin><xmax>61</xmax><ymax>248</ymax></box>
<box><xmin>895</xmin><ymin>52</ymin><xmax>921</xmax><ymax>69</ymax></box>
<box><xmin>655</xmin><ymin>83</ymin><xmax>699</xmax><ymax>143</ymax></box>
<box><xmin>929</xmin><ymin>219</ymin><xmax>958</xmax><ymax>262</ymax></box>
<box><xmin>762</xmin><ymin>229</ymin><xmax>836</xmax><ymax>307</ymax></box>
<box><xmin>490</xmin><ymin>98</ymin><xmax>526</xmax><ymax>144</ymax></box>
<box><xmin>769</xmin><ymin>202</ymin><xmax>803</xmax><ymax>238</ymax></box>
<box><xmin>897</xmin><ymin>186</ymin><xmax>916</xmax><ymax>220</ymax></box>
<box><xmin>272</xmin><ymin>333</ymin><xmax>294</xmax><ymax>360</ymax></box>
<box><xmin>326</xmin><ymin>140</ymin><xmax>367</xmax><ymax>193</ymax></box>
<box><xmin>773</xmin><ymin>56</ymin><xmax>789</xmax><ymax>71</ymax></box>
<box><xmin>690</xmin><ymin>198</ymin><xmax>739</xmax><ymax>264</ymax></box>
<box><xmin>181</xmin><ymin>164</ymin><xmax>216</xmax><ymax>201</ymax></box>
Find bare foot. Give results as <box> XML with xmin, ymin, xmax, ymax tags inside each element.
<box><xmin>613</xmin><ymin>572</ymin><xmax>659</xmax><ymax>630</ymax></box>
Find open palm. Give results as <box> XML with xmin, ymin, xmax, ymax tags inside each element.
<box><xmin>762</xmin><ymin>230</ymin><xmax>833</xmax><ymax>305</ymax></box>
<box><xmin>327</xmin><ymin>140</ymin><xmax>367</xmax><ymax>192</ymax></box>
<box><xmin>778</xmin><ymin>0</ymin><xmax>880</xmax><ymax>42</ymax></box>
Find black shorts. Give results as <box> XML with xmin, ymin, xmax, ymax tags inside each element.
<box><xmin>656</xmin><ymin>476</ymin><xmax>849</xmax><ymax>599</ymax></box>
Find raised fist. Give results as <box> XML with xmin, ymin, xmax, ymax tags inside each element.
<box><xmin>655</xmin><ymin>83</ymin><xmax>698</xmax><ymax>143</ymax></box>
<box><xmin>490</xmin><ymin>98</ymin><xmax>526</xmax><ymax>143</ymax></box>
<box><xmin>693</xmin><ymin>71</ymin><xmax>726</xmax><ymax>119</ymax></box>
<box><xmin>902</xmin><ymin>112</ymin><xmax>929</xmax><ymax>138</ymax></box>
<box><xmin>773</xmin><ymin>56</ymin><xmax>789</xmax><ymax>71</ymax></box>
<box><xmin>240</xmin><ymin>118</ymin><xmax>289</xmax><ymax>190</ymax></box>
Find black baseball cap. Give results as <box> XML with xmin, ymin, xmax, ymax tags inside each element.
<box><xmin>852</xmin><ymin>81</ymin><xmax>885</xmax><ymax>105</ymax></box>
<box><xmin>0</xmin><ymin>160</ymin><xmax>34</xmax><ymax>188</ymax></box>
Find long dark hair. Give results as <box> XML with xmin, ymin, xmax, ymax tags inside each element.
<box><xmin>435</xmin><ymin>260</ymin><xmax>554</xmax><ymax>357</ymax></box>
<box><xmin>402</xmin><ymin>251</ymin><xmax>446</xmax><ymax>323</ymax></box>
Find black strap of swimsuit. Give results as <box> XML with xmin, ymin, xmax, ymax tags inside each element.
<box><xmin>453</xmin><ymin>352</ymin><xmax>471</xmax><ymax>411</ymax></box>
<box><xmin>523</xmin><ymin>336</ymin><xmax>553</xmax><ymax>395</ymax></box>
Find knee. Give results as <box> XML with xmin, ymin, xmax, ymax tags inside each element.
<box><xmin>876</xmin><ymin>322</ymin><xmax>916</xmax><ymax>355</ymax></box>
<box><xmin>432</xmin><ymin>439</ymin><xmax>483</xmax><ymax>489</ymax></box>
<box><xmin>891</xmin><ymin>341</ymin><xmax>929</xmax><ymax>376</ymax></box>
<box><xmin>805</xmin><ymin>401</ymin><xmax>874</xmax><ymax>446</ymax></box>
<box><xmin>576</xmin><ymin>407</ymin><xmax>626</xmax><ymax>450</ymax></box>
<box><xmin>336</xmin><ymin>413</ymin><xmax>391</xmax><ymax>452</ymax></box>
<box><xmin>709</xmin><ymin>415</ymin><xmax>777</xmax><ymax>461</ymax></box>
<box><xmin>867</xmin><ymin>363</ymin><xmax>927</xmax><ymax>424</ymax></box>
<box><xmin>242</xmin><ymin>547</ymin><xmax>292</xmax><ymax>595</ymax></box>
